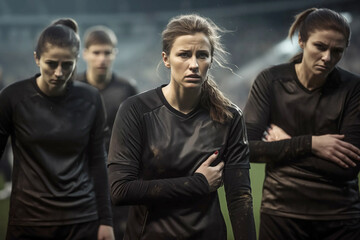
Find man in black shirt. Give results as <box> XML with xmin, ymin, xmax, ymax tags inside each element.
<box><xmin>79</xmin><ymin>25</ymin><xmax>137</xmax><ymax>240</ymax></box>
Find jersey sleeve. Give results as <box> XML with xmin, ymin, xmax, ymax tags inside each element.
<box><xmin>0</xmin><ymin>87</ymin><xmax>13</xmax><ymax>159</ymax></box>
<box><xmin>223</xmin><ymin>107</ymin><xmax>256</xmax><ymax>240</ymax></box>
<box><xmin>244</xmin><ymin>69</ymin><xmax>311</xmax><ymax>163</ymax></box>
<box><xmin>339</xmin><ymin>79</ymin><xmax>360</xmax><ymax>175</ymax></box>
<box><xmin>88</xmin><ymin>93</ymin><xmax>113</xmax><ymax>226</ymax></box>
<box><xmin>340</xmin><ymin>79</ymin><xmax>360</xmax><ymax>148</ymax></box>
<box><xmin>108</xmin><ymin>98</ymin><xmax>210</xmax><ymax>206</ymax></box>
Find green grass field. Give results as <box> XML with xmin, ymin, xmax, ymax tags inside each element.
<box><xmin>0</xmin><ymin>164</ymin><xmax>266</xmax><ymax>240</ymax></box>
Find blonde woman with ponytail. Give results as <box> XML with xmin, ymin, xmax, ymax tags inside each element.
<box><xmin>108</xmin><ymin>14</ymin><xmax>256</xmax><ymax>240</ymax></box>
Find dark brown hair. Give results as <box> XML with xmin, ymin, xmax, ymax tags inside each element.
<box><xmin>162</xmin><ymin>14</ymin><xmax>233</xmax><ymax>123</ymax></box>
<box><xmin>35</xmin><ymin>18</ymin><xmax>80</xmax><ymax>59</ymax></box>
<box><xmin>289</xmin><ymin>8</ymin><xmax>351</xmax><ymax>62</ymax></box>
<box><xmin>83</xmin><ymin>25</ymin><xmax>118</xmax><ymax>49</ymax></box>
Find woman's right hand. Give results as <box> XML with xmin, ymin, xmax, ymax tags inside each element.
<box><xmin>195</xmin><ymin>151</ymin><xmax>224</xmax><ymax>192</ymax></box>
<box><xmin>312</xmin><ymin>134</ymin><xmax>360</xmax><ymax>168</ymax></box>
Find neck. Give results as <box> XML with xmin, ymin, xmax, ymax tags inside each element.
<box><xmin>295</xmin><ymin>63</ymin><xmax>327</xmax><ymax>90</ymax></box>
<box><xmin>86</xmin><ymin>70</ymin><xmax>112</xmax><ymax>90</ymax></box>
<box><xmin>36</xmin><ymin>75</ymin><xmax>66</xmax><ymax>97</ymax></box>
<box><xmin>162</xmin><ymin>83</ymin><xmax>201</xmax><ymax>114</ymax></box>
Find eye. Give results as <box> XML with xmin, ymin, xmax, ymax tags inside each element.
<box><xmin>314</xmin><ymin>43</ymin><xmax>327</xmax><ymax>51</ymax></box>
<box><xmin>46</xmin><ymin>61</ymin><xmax>58</xmax><ymax>69</ymax></box>
<box><xmin>332</xmin><ymin>48</ymin><xmax>344</xmax><ymax>56</ymax></box>
<box><xmin>61</xmin><ymin>62</ymin><xmax>74</xmax><ymax>70</ymax></box>
<box><xmin>178</xmin><ymin>52</ymin><xmax>190</xmax><ymax>58</ymax></box>
<box><xmin>104</xmin><ymin>51</ymin><xmax>112</xmax><ymax>56</ymax></box>
<box><xmin>197</xmin><ymin>51</ymin><xmax>209</xmax><ymax>59</ymax></box>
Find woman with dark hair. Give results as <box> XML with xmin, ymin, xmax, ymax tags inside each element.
<box><xmin>244</xmin><ymin>8</ymin><xmax>360</xmax><ymax>239</ymax></box>
<box><xmin>0</xmin><ymin>18</ymin><xmax>114</xmax><ymax>239</ymax></box>
<box><xmin>108</xmin><ymin>14</ymin><xmax>256</xmax><ymax>240</ymax></box>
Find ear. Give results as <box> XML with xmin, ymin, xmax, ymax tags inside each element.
<box><xmin>298</xmin><ymin>35</ymin><xmax>304</xmax><ymax>49</ymax></box>
<box><xmin>82</xmin><ymin>48</ymin><xmax>88</xmax><ymax>60</ymax></box>
<box><xmin>162</xmin><ymin>52</ymin><xmax>170</xmax><ymax>68</ymax></box>
<box><xmin>113</xmin><ymin>47</ymin><xmax>119</xmax><ymax>56</ymax></box>
<box><xmin>34</xmin><ymin>52</ymin><xmax>40</xmax><ymax>67</ymax></box>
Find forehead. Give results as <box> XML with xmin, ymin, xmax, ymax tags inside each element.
<box><xmin>87</xmin><ymin>44</ymin><xmax>114</xmax><ymax>51</ymax></box>
<box><xmin>171</xmin><ymin>33</ymin><xmax>211</xmax><ymax>51</ymax></box>
<box><xmin>308</xmin><ymin>29</ymin><xmax>347</xmax><ymax>46</ymax></box>
<box><xmin>41</xmin><ymin>43</ymin><xmax>77</xmax><ymax>60</ymax></box>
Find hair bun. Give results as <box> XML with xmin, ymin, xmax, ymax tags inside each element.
<box><xmin>51</xmin><ymin>18</ymin><xmax>79</xmax><ymax>33</ymax></box>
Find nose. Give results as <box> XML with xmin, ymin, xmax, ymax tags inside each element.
<box><xmin>54</xmin><ymin>65</ymin><xmax>63</xmax><ymax>78</ymax></box>
<box><xmin>189</xmin><ymin>56</ymin><xmax>199</xmax><ymax>71</ymax></box>
<box><xmin>99</xmin><ymin>53</ymin><xmax>106</xmax><ymax>62</ymax></box>
<box><xmin>322</xmin><ymin>50</ymin><xmax>331</xmax><ymax>62</ymax></box>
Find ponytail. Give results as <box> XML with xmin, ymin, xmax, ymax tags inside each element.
<box><xmin>288</xmin><ymin>8</ymin><xmax>351</xmax><ymax>63</ymax></box>
<box><xmin>201</xmin><ymin>77</ymin><xmax>233</xmax><ymax>124</ymax></box>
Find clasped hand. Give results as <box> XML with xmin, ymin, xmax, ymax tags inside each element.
<box><xmin>264</xmin><ymin>124</ymin><xmax>360</xmax><ymax>168</ymax></box>
<box><xmin>195</xmin><ymin>151</ymin><xmax>224</xmax><ymax>192</ymax></box>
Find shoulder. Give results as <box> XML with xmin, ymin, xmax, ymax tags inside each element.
<box><xmin>225</xmin><ymin>103</ymin><xmax>245</xmax><ymax>125</ymax></box>
<box><xmin>257</xmin><ymin>63</ymin><xmax>294</xmax><ymax>81</ymax></box>
<box><xmin>1</xmin><ymin>76</ymin><xmax>35</xmax><ymax>98</ymax></box>
<box><xmin>72</xmin><ymin>80</ymin><xmax>99</xmax><ymax>95</ymax></box>
<box><xmin>75</xmin><ymin>72</ymin><xmax>87</xmax><ymax>83</ymax></box>
<box><xmin>328</xmin><ymin>67</ymin><xmax>360</xmax><ymax>92</ymax></box>
<box><xmin>112</xmin><ymin>74</ymin><xmax>137</xmax><ymax>89</ymax></box>
<box><xmin>71</xmin><ymin>80</ymin><xmax>102</xmax><ymax>105</ymax></box>
<box><xmin>228</xmin><ymin>103</ymin><xmax>244</xmax><ymax>117</ymax></box>
<box><xmin>251</xmin><ymin>63</ymin><xmax>295</xmax><ymax>90</ymax></box>
<box><xmin>119</xmin><ymin>88</ymin><xmax>162</xmax><ymax>115</ymax></box>
<box><xmin>334</xmin><ymin>67</ymin><xmax>360</xmax><ymax>83</ymax></box>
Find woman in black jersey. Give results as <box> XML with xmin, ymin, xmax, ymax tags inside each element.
<box><xmin>244</xmin><ymin>8</ymin><xmax>360</xmax><ymax>240</ymax></box>
<box><xmin>0</xmin><ymin>19</ymin><xmax>114</xmax><ymax>240</ymax></box>
<box><xmin>108</xmin><ymin>14</ymin><xmax>256</xmax><ymax>240</ymax></box>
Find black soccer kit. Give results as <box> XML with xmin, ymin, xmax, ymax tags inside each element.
<box><xmin>0</xmin><ymin>74</ymin><xmax>112</xmax><ymax>228</ymax></box>
<box><xmin>108</xmin><ymin>86</ymin><xmax>256</xmax><ymax>240</ymax></box>
<box><xmin>244</xmin><ymin>63</ymin><xmax>360</xmax><ymax>237</ymax></box>
<box><xmin>77</xmin><ymin>72</ymin><xmax>137</xmax><ymax>149</ymax></box>
<box><xmin>78</xmin><ymin>72</ymin><xmax>137</xmax><ymax>239</ymax></box>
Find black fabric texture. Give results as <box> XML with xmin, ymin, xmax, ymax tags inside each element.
<box><xmin>108</xmin><ymin>86</ymin><xmax>256</xmax><ymax>240</ymax></box>
<box><xmin>244</xmin><ymin>62</ymin><xmax>360</xmax><ymax>220</ymax></box>
<box><xmin>0</xmin><ymin>74</ymin><xmax>112</xmax><ymax>226</ymax></box>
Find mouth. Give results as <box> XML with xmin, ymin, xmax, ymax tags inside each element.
<box><xmin>315</xmin><ymin>65</ymin><xmax>329</xmax><ymax>71</ymax></box>
<box><xmin>49</xmin><ymin>79</ymin><xmax>66</xmax><ymax>85</ymax></box>
<box><xmin>185</xmin><ymin>74</ymin><xmax>201</xmax><ymax>81</ymax></box>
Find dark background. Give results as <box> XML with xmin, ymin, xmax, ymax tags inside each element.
<box><xmin>0</xmin><ymin>0</ymin><xmax>359</xmax><ymax>239</ymax></box>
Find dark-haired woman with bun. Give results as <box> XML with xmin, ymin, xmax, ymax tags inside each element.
<box><xmin>244</xmin><ymin>8</ymin><xmax>360</xmax><ymax>240</ymax></box>
<box><xmin>108</xmin><ymin>14</ymin><xmax>255</xmax><ymax>240</ymax></box>
<box><xmin>0</xmin><ymin>18</ymin><xmax>114</xmax><ymax>240</ymax></box>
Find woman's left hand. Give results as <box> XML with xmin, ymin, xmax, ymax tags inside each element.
<box><xmin>264</xmin><ymin>124</ymin><xmax>291</xmax><ymax>142</ymax></box>
<box><xmin>98</xmin><ymin>225</ymin><xmax>115</xmax><ymax>240</ymax></box>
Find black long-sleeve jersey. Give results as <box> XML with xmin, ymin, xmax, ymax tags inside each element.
<box><xmin>77</xmin><ymin>72</ymin><xmax>137</xmax><ymax>141</ymax></box>
<box><xmin>244</xmin><ymin>62</ymin><xmax>360</xmax><ymax>220</ymax></box>
<box><xmin>108</xmin><ymin>86</ymin><xmax>256</xmax><ymax>240</ymax></box>
<box><xmin>78</xmin><ymin>72</ymin><xmax>137</xmax><ymax>239</ymax></box>
<box><xmin>0</xmin><ymin>74</ymin><xmax>112</xmax><ymax>226</ymax></box>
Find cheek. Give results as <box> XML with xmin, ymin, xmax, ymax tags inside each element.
<box><xmin>40</xmin><ymin>66</ymin><xmax>53</xmax><ymax>77</ymax></box>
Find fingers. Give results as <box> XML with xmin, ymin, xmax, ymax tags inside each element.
<box><xmin>338</xmin><ymin>141</ymin><xmax>360</xmax><ymax>157</ymax></box>
<box><xmin>328</xmin><ymin>134</ymin><xmax>345</xmax><ymax>140</ymax></box>
<box><xmin>331</xmin><ymin>151</ymin><xmax>353</xmax><ymax>168</ymax></box>
<box><xmin>334</xmin><ymin>142</ymin><xmax>360</xmax><ymax>167</ymax></box>
<box><xmin>214</xmin><ymin>161</ymin><xmax>225</xmax><ymax>171</ymax></box>
<box><xmin>201</xmin><ymin>150</ymin><xmax>219</xmax><ymax>167</ymax></box>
